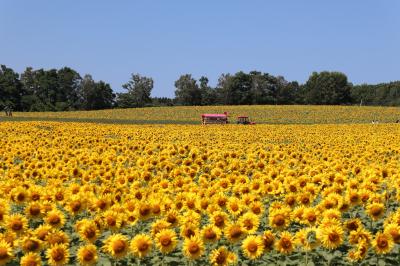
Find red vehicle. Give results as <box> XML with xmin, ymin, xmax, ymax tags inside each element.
<box><xmin>237</xmin><ymin>116</ymin><xmax>255</xmax><ymax>125</ymax></box>
<box><xmin>201</xmin><ymin>112</ymin><xmax>228</xmax><ymax>124</ymax></box>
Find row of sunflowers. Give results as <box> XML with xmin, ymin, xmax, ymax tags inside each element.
<box><xmin>0</xmin><ymin>122</ymin><xmax>399</xmax><ymax>265</ymax></box>
<box><xmin>9</xmin><ymin>105</ymin><xmax>400</xmax><ymax>124</ymax></box>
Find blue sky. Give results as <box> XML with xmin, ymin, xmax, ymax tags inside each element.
<box><xmin>1</xmin><ymin>1</ymin><xmax>399</xmax><ymax>97</ymax></box>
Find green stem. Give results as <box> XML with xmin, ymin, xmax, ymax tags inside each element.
<box><xmin>305</xmin><ymin>250</ymin><xmax>308</xmax><ymax>266</ymax></box>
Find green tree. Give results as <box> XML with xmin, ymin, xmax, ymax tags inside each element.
<box><xmin>174</xmin><ymin>74</ymin><xmax>201</xmax><ymax>106</ymax></box>
<box><xmin>120</xmin><ymin>73</ymin><xmax>153</xmax><ymax>108</ymax></box>
<box><xmin>199</xmin><ymin>76</ymin><xmax>216</xmax><ymax>105</ymax></box>
<box><xmin>0</xmin><ymin>65</ymin><xmax>22</xmax><ymax>110</ymax></box>
<box><xmin>80</xmin><ymin>75</ymin><xmax>114</xmax><ymax>110</ymax></box>
<box><xmin>56</xmin><ymin>67</ymin><xmax>82</xmax><ymax>110</ymax></box>
<box><xmin>303</xmin><ymin>71</ymin><xmax>352</xmax><ymax>105</ymax></box>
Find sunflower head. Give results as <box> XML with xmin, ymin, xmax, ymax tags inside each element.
<box><xmin>77</xmin><ymin>244</ymin><xmax>98</xmax><ymax>266</ymax></box>
<box><xmin>366</xmin><ymin>202</ymin><xmax>385</xmax><ymax>221</ymax></box>
<box><xmin>20</xmin><ymin>236</ymin><xmax>42</xmax><ymax>253</ymax></box>
<box><xmin>130</xmin><ymin>234</ymin><xmax>152</xmax><ymax>258</ymax></box>
<box><xmin>275</xmin><ymin>231</ymin><xmax>294</xmax><ymax>254</ymax></box>
<box><xmin>103</xmin><ymin>234</ymin><xmax>129</xmax><ymax>259</ymax></box>
<box><xmin>210</xmin><ymin>246</ymin><xmax>236</xmax><ymax>266</ymax></box>
<box><xmin>373</xmin><ymin>232</ymin><xmax>394</xmax><ymax>254</ymax></box>
<box><xmin>262</xmin><ymin>230</ymin><xmax>275</xmax><ymax>252</ymax></box>
<box><xmin>347</xmin><ymin>240</ymin><xmax>368</xmax><ymax>262</ymax></box>
<box><xmin>78</xmin><ymin>220</ymin><xmax>100</xmax><ymax>243</ymax></box>
<box><xmin>46</xmin><ymin>243</ymin><xmax>69</xmax><ymax>266</ymax></box>
<box><xmin>0</xmin><ymin>240</ymin><xmax>13</xmax><ymax>264</ymax></box>
<box><xmin>155</xmin><ymin>229</ymin><xmax>178</xmax><ymax>254</ymax></box>
<box><xmin>5</xmin><ymin>214</ymin><xmax>28</xmax><ymax>234</ymax></box>
<box><xmin>180</xmin><ymin>223</ymin><xmax>199</xmax><ymax>239</ymax></box>
<box><xmin>20</xmin><ymin>252</ymin><xmax>42</xmax><ymax>266</ymax></box>
<box><xmin>45</xmin><ymin>210</ymin><xmax>66</xmax><ymax>229</ymax></box>
<box><xmin>45</xmin><ymin>230</ymin><xmax>70</xmax><ymax>247</ymax></box>
<box><xmin>318</xmin><ymin>224</ymin><xmax>344</xmax><ymax>250</ymax></box>
<box><xmin>201</xmin><ymin>224</ymin><xmax>221</xmax><ymax>243</ymax></box>
<box><xmin>345</xmin><ymin>219</ymin><xmax>362</xmax><ymax>232</ymax></box>
<box><xmin>242</xmin><ymin>235</ymin><xmax>264</xmax><ymax>260</ymax></box>
<box><xmin>183</xmin><ymin>236</ymin><xmax>204</xmax><ymax>260</ymax></box>
<box><xmin>384</xmin><ymin>223</ymin><xmax>400</xmax><ymax>244</ymax></box>
<box><xmin>239</xmin><ymin>212</ymin><xmax>260</xmax><ymax>234</ymax></box>
<box><xmin>224</xmin><ymin>222</ymin><xmax>244</xmax><ymax>243</ymax></box>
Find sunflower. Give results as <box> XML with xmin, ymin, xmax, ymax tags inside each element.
<box><xmin>11</xmin><ymin>186</ymin><xmax>28</xmax><ymax>204</ymax></box>
<box><xmin>180</xmin><ymin>223</ymin><xmax>199</xmax><ymax>239</ymax></box>
<box><xmin>165</xmin><ymin>210</ymin><xmax>180</xmax><ymax>227</ymax></box>
<box><xmin>130</xmin><ymin>234</ymin><xmax>152</xmax><ymax>258</ymax></box>
<box><xmin>46</xmin><ymin>243</ymin><xmax>69</xmax><ymax>266</ymax></box>
<box><xmin>344</xmin><ymin>218</ymin><xmax>362</xmax><ymax>232</ymax></box>
<box><xmin>347</xmin><ymin>190</ymin><xmax>360</xmax><ymax>206</ymax></box>
<box><xmin>5</xmin><ymin>214</ymin><xmax>28</xmax><ymax>234</ymax></box>
<box><xmin>0</xmin><ymin>203</ymin><xmax>9</xmax><ymax>224</ymax></box>
<box><xmin>34</xmin><ymin>224</ymin><xmax>53</xmax><ymax>242</ymax></box>
<box><xmin>20</xmin><ymin>252</ymin><xmax>42</xmax><ymax>266</ymax></box>
<box><xmin>78</xmin><ymin>221</ymin><xmax>100</xmax><ymax>243</ymax></box>
<box><xmin>137</xmin><ymin>203</ymin><xmax>153</xmax><ymax>221</ymax></box>
<box><xmin>91</xmin><ymin>194</ymin><xmax>110</xmax><ymax>212</ymax></box>
<box><xmin>101</xmin><ymin>210</ymin><xmax>122</xmax><ymax>231</ymax></box>
<box><xmin>66</xmin><ymin>195</ymin><xmax>85</xmax><ymax>216</ymax></box>
<box><xmin>249</xmin><ymin>201</ymin><xmax>264</xmax><ymax>215</ymax></box>
<box><xmin>372</xmin><ymin>232</ymin><xmax>394</xmax><ymax>254</ymax></box>
<box><xmin>318</xmin><ymin>225</ymin><xmax>344</xmax><ymax>250</ymax></box>
<box><xmin>349</xmin><ymin>228</ymin><xmax>372</xmax><ymax>245</ymax></box>
<box><xmin>155</xmin><ymin>229</ymin><xmax>178</xmax><ymax>254</ymax></box>
<box><xmin>150</xmin><ymin>220</ymin><xmax>171</xmax><ymax>237</ymax></box>
<box><xmin>183</xmin><ymin>236</ymin><xmax>204</xmax><ymax>260</ymax></box>
<box><xmin>201</xmin><ymin>224</ymin><xmax>221</xmax><ymax>243</ymax></box>
<box><xmin>322</xmin><ymin>209</ymin><xmax>342</xmax><ymax>221</ymax></box>
<box><xmin>366</xmin><ymin>202</ymin><xmax>385</xmax><ymax>221</ymax></box>
<box><xmin>239</xmin><ymin>212</ymin><xmax>259</xmax><ymax>234</ymax></box>
<box><xmin>347</xmin><ymin>240</ymin><xmax>368</xmax><ymax>262</ymax></box>
<box><xmin>45</xmin><ymin>230</ymin><xmax>70</xmax><ymax>247</ymax></box>
<box><xmin>275</xmin><ymin>231</ymin><xmax>294</xmax><ymax>254</ymax></box>
<box><xmin>302</xmin><ymin>207</ymin><xmax>318</xmax><ymax>226</ymax></box>
<box><xmin>242</xmin><ymin>235</ymin><xmax>264</xmax><ymax>260</ymax></box>
<box><xmin>224</xmin><ymin>222</ymin><xmax>244</xmax><ymax>243</ymax></box>
<box><xmin>19</xmin><ymin>235</ymin><xmax>42</xmax><ymax>253</ymax></box>
<box><xmin>262</xmin><ymin>230</ymin><xmax>275</xmax><ymax>252</ymax></box>
<box><xmin>226</xmin><ymin>197</ymin><xmax>243</xmax><ymax>217</ymax></box>
<box><xmin>210</xmin><ymin>211</ymin><xmax>229</xmax><ymax>229</ymax></box>
<box><xmin>269</xmin><ymin>211</ymin><xmax>290</xmax><ymax>230</ymax></box>
<box><xmin>25</xmin><ymin>202</ymin><xmax>43</xmax><ymax>219</ymax></box>
<box><xmin>0</xmin><ymin>240</ymin><xmax>13</xmax><ymax>265</ymax></box>
<box><xmin>77</xmin><ymin>244</ymin><xmax>98</xmax><ymax>265</ymax></box>
<box><xmin>103</xmin><ymin>234</ymin><xmax>129</xmax><ymax>259</ymax></box>
<box><xmin>295</xmin><ymin>228</ymin><xmax>319</xmax><ymax>251</ymax></box>
<box><xmin>209</xmin><ymin>246</ymin><xmax>237</xmax><ymax>266</ymax></box>
<box><xmin>384</xmin><ymin>223</ymin><xmax>400</xmax><ymax>244</ymax></box>
<box><xmin>181</xmin><ymin>210</ymin><xmax>201</xmax><ymax>226</ymax></box>
<box><xmin>44</xmin><ymin>210</ymin><xmax>66</xmax><ymax>229</ymax></box>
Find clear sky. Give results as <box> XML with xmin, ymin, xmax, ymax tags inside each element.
<box><xmin>1</xmin><ymin>1</ymin><xmax>399</xmax><ymax>97</ymax></box>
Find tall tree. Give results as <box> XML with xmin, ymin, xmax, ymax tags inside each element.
<box><xmin>0</xmin><ymin>65</ymin><xmax>22</xmax><ymax>110</ymax></box>
<box><xmin>56</xmin><ymin>67</ymin><xmax>82</xmax><ymax>110</ymax></box>
<box><xmin>174</xmin><ymin>74</ymin><xmax>201</xmax><ymax>105</ymax></box>
<box><xmin>120</xmin><ymin>73</ymin><xmax>153</xmax><ymax>108</ymax></box>
<box><xmin>199</xmin><ymin>76</ymin><xmax>216</xmax><ymax>105</ymax></box>
<box><xmin>303</xmin><ymin>71</ymin><xmax>352</xmax><ymax>105</ymax></box>
<box><xmin>80</xmin><ymin>75</ymin><xmax>115</xmax><ymax>110</ymax></box>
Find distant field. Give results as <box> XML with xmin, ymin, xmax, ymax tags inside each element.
<box><xmin>2</xmin><ymin>105</ymin><xmax>400</xmax><ymax>124</ymax></box>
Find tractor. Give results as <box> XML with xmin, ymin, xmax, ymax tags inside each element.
<box><xmin>237</xmin><ymin>116</ymin><xmax>255</xmax><ymax>125</ymax></box>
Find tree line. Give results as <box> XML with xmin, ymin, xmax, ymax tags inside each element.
<box><xmin>1</xmin><ymin>64</ymin><xmax>399</xmax><ymax>111</ymax></box>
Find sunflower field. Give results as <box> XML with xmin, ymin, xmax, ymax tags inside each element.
<box><xmin>7</xmin><ymin>105</ymin><xmax>400</xmax><ymax>124</ymax></box>
<box><xmin>0</xmin><ymin>121</ymin><xmax>400</xmax><ymax>265</ymax></box>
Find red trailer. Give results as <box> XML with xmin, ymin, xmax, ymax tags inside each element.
<box><xmin>201</xmin><ymin>112</ymin><xmax>228</xmax><ymax>124</ymax></box>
